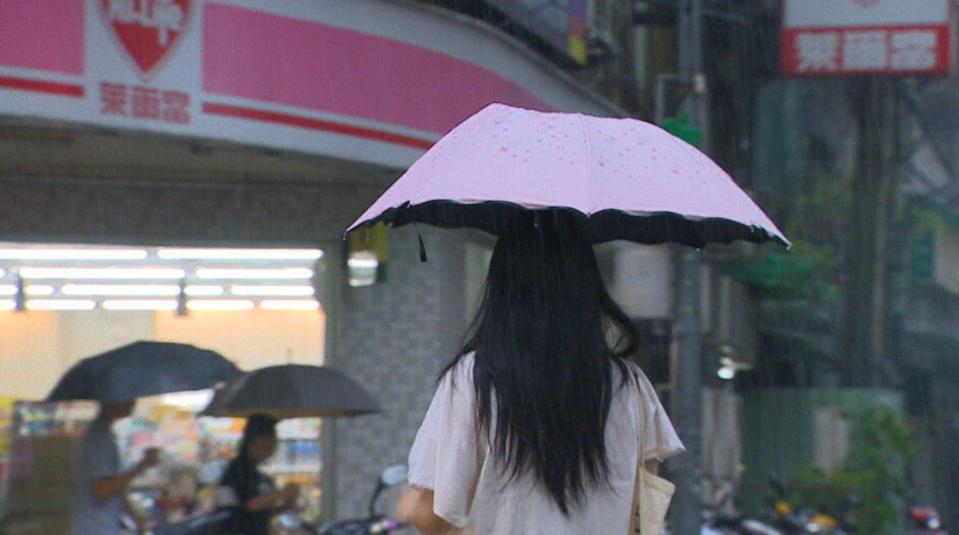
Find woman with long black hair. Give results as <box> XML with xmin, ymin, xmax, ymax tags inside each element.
<box><xmin>397</xmin><ymin>212</ymin><xmax>684</xmax><ymax>534</ymax></box>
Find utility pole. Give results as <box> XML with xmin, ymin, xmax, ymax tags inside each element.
<box><xmin>670</xmin><ymin>1</ymin><xmax>705</xmax><ymax>533</ymax></box>
<box><xmin>842</xmin><ymin>78</ymin><xmax>895</xmax><ymax>387</ymax></box>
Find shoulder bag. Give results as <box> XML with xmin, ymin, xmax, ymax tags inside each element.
<box><xmin>627</xmin><ymin>369</ymin><xmax>676</xmax><ymax>534</ymax></box>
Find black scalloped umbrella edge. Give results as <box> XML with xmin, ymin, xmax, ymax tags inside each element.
<box><xmin>347</xmin><ymin>200</ymin><xmax>789</xmax><ymax>249</ymax></box>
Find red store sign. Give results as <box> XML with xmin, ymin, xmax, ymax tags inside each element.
<box><xmin>781</xmin><ymin>0</ymin><xmax>956</xmax><ymax>76</ymax></box>
<box><xmin>0</xmin><ymin>0</ymin><xmax>588</xmax><ymax>169</ymax></box>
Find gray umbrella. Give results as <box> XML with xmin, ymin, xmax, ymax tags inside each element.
<box><xmin>201</xmin><ymin>364</ymin><xmax>380</xmax><ymax>419</ymax></box>
<box><xmin>46</xmin><ymin>341</ymin><xmax>242</xmax><ymax>403</ymax></box>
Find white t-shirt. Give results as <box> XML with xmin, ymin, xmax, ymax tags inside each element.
<box><xmin>408</xmin><ymin>354</ymin><xmax>684</xmax><ymax>535</ymax></box>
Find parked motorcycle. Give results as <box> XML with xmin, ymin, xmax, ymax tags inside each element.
<box><xmin>122</xmin><ymin>464</ymin><xmax>408</xmax><ymax>534</ymax></box>
<box><xmin>908</xmin><ymin>506</ymin><xmax>947</xmax><ymax>534</ymax></box>
<box><xmin>274</xmin><ymin>464</ymin><xmax>408</xmax><ymax>535</ymax></box>
<box><xmin>697</xmin><ymin>475</ymin><xmax>782</xmax><ymax>535</ymax></box>
<box><xmin>765</xmin><ymin>479</ymin><xmax>854</xmax><ymax>535</ymax></box>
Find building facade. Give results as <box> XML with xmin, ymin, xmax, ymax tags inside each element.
<box><xmin>0</xmin><ymin>0</ymin><xmax>629</xmax><ymax>522</ymax></box>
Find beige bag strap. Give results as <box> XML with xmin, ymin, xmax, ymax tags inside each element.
<box><xmin>627</xmin><ymin>366</ymin><xmax>646</xmax><ymax>534</ymax></box>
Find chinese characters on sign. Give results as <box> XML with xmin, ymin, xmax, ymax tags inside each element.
<box><xmin>787</xmin><ymin>28</ymin><xmax>944</xmax><ymax>75</ymax></box>
<box><xmin>100</xmin><ymin>82</ymin><xmax>191</xmax><ymax>124</ymax></box>
<box><xmin>781</xmin><ymin>0</ymin><xmax>955</xmax><ymax>77</ymax></box>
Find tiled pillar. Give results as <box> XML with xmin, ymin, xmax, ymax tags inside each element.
<box><xmin>332</xmin><ymin>225</ymin><xmax>467</xmax><ymax>518</ymax></box>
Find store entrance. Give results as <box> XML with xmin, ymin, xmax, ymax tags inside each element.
<box><xmin>0</xmin><ymin>242</ymin><xmax>329</xmax><ymax>533</ymax></box>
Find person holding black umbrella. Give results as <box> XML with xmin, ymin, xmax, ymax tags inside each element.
<box><xmin>219</xmin><ymin>414</ymin><xmax>300</xmax><ymax>535</ymax></box>
<box><xmin>43</xmin><ymin>341</ymin><xmax>240</xmax><ymax>533</ymax></box>
<box><xmin>69</xmin><ymin>401</ymin><xmax>163</xmax><ymax>535</ymax></box>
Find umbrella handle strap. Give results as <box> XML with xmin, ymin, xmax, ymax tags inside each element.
<box><xmin>416</xmin><ymin>225</ymin><xmax>428</xmax><ymax>263</ymax></box>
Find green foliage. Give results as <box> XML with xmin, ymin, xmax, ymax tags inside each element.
<box><xmin>788</xmin><ymin>406</ymin><xmax>913</xmax><ymax>534</ymax></box>
<box><xmin>725</xmin><ymin>170</ymin><xmax>849</xmax><ymax>303</ymax></box>
<box><xmin>724</xmin><ymin>240</ymin><xmax>839</xmax><ymax>303</ymax></box>
<box><xmin>911</xmin><ymin>206</ymin><xmax>949</xmax><ymax>239</ymax></box>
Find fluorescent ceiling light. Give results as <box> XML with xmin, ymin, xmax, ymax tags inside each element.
<box><xmin>26</xmin><ymin>299</ymin><xmax>97</xmax><ymax>311</ymax></box>
<box><xmin>62</xmin><ymin>284</ymin><xmax>181</xmax><ymax>297</ymax></box>
<box><xmin>160</xmin><ymin>390</ymin><xmax>214</xmax><ymax>411</ymax></box>
<box><xmin>158</xmin><ymin>248</ymin><xmax>323</xmax><ymax>260</ymax></box>
<box><xmin>184</xmin><ymin>285</ymin><xmax>224</xmax><ymax>296</ymax></box>
<box><xmin>230</xmin><ymin>285</ymin><xmax>314</xmax><ymax>297</ymax></box>
<box><xmin>0</xmin><ymin>299</ymin><xmax>15</xmax><ymax>311</ymax></box>
<box><xmin>186</xmin><ymin>299</ymin><xmax>255</xmax><ymax>311</ymax></box>
<box><xmin>20</xmin><ymin>267</ymin><xmax>186</xmax><ymax>280</ymax></box>
<box><xmin>260</xmin><ymin>299</ymin><xmax>320</xmax><ymax>311</ymax></box>
<box><xmin>102</xmin><ymin>299</ymin><xmax>178</xmax><ymax>311</ymax></box>
<box><xmin>195</xmin><ymin>268</ymin><xmax>313</xmax><ymax>280</ymax></box>
<box><xmin>0</xmin><ymin>248</ymin><xmax>147</xmax><ymax>260</ymax></box>
<box><xmin>0</xmin><ymin>285</ymin><xmax>15</xmax><ymax>296</ymax></box>
<box><xmin>24</xmin><ymin>285</ymin><xmax>55</xmax><ymax>296</ymax></box>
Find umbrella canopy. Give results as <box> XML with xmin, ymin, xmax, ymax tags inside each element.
<box><xmin>348</xmin><ymin>103</ymin><xmax>788</xmax><ymax>248</ymax></box>
<box><xmin>201</xmin><ymin>364</ymin><xmax>380</xmax><ymax>419</ymax></box>
<box><xmin>47</xmin><ymin>341</ymin><xmax>241</xmax><ymax>403</ymax></box>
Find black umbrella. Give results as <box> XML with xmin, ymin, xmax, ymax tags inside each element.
<box><xmin>47</xmin><ymin>341</ymin><xmax>242</xmax><ymax>403</ymax></box>
<box><xmin>201</xmin><ymin>364</ymin><xmax>380</xmax><ymax>419</ymax></box>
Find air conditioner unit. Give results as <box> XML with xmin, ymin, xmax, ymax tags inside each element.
<box><xmin>710</xmin><ymin>275</ymin><xmax>757</xmax><ymax>367</ymax></box>
<box><xmin>608</xmin><ymin>243</ymin><xmax>673</xmax><ymax>319</ymax></box>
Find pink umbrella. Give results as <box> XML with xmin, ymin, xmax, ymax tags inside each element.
<box><xmin>348</xmin><ymin>103</ymin><xmax>788</xmax><ymax>248</ymax></box>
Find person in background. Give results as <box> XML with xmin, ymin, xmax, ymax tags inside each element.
<box><xmin>70</xmin><ymin>400</ymin><xmax>161</xmax><ymax>535</ymax></box>
<box><xmin>219</xmin><ymin>413</ymin><xmax>299</xmax><ymax>535</ymax></box>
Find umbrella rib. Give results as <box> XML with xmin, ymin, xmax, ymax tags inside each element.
<box><xmin>576</xmin><ymin>114</ymin><xmax>594</xmax><ymax>216</ymax></box>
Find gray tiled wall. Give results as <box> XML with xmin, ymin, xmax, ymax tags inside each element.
<box><xmin>333</xmin><ymin>225</ymin><xmax>467</xmax><ymax>518</ymax></box>
<box><xmin>0</xmin><ymin>176</ymin><xmax>375</xmax><ymax>245</ymax></box>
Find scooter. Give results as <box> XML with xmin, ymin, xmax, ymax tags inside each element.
<box><xmin>275</xmin><ymin>464</ymin><xmax>409</xmax><ymax>535</ymax></box>
<box><xmin>125</xmin><ymin>465</ymin><xmax>408</xmax><ymax>534</ymax></box>
<box><xmin>701</xmin><ymin>513</ymin><xmax>784</xmax><ymax>535</ymax></box>
<box><xmin>697</xmin><ymin>475</ymin><xmax>782</xmax><ymax>535</ymax></box>
<box><xmin>765</xmin><ymin>479</ymin><xmax>852</xmax><ymax>535</ymax></box>
<box><xmin>908</xmin><ymin>506</ymin><xmax>947</xmax><ymax>534</ymax></box>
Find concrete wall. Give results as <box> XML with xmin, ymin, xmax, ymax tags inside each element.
<box><xmin>332</xmin><ymin>225</ymin><xmax>467</xmax><ymax>517</ymax></box>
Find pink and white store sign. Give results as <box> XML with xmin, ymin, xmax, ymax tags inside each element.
<box><xmin>0</xmin><ymin>0</ymin><xmax>555</xmax><ymax>167</ymax></box>
<box><xmin>781</xmin><ymin>0</ymin><xmax>956</xmax><ymax>77</ymax></box>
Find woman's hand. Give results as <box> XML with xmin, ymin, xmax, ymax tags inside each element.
<box><xmin>244</xmin><ymin>483</ymin><xmax>300</xmax><ymax>513</ymax></box>
<box><xmin>280</xmin><ymin>483</ymin><xmax>299</xmax><ymax>507</ymax></box>
<box><xmin>397</xmin><ymin>486</ymin><xmax>454</xmax><ymax>535</ymax></box>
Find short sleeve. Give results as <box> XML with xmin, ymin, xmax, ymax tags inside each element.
<box><xmin>407</xmin><ymin>358</ymin><xmax>482</xmax><ymax>528</ymax></box>
<box><xmin>630</xmin><ymin>363</ymin><xmax>685</xmax><ymax>462</ymax></box>
<box><xmin>220</xmin><ymin>460</ymin><xmax>257</xmax><ymax>505</ymax></box>
<box><xmin>83</xmin><ymin>427</ymin><xmax>120</xmax><ymax>479</ymax></box>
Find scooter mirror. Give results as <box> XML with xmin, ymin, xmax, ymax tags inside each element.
<box><xmin>277</xmin><ymin>512</ymin><xmax>304</xmax><ymax>529</ymax></box>
<box><xmin>380</xmin><ymin>464</ymin><xmax>408</xmax><ymax>487</ymax></box>
<box><xmin>368</xmin><ymin>464</ymin><xmax>410</xmax><ymax>518</ymax></box>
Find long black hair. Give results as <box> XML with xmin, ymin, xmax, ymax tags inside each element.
<box><xmin>443</xmin><ymin>210</ymin><xmax>639</xmax><ymax>514</ymax></box>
